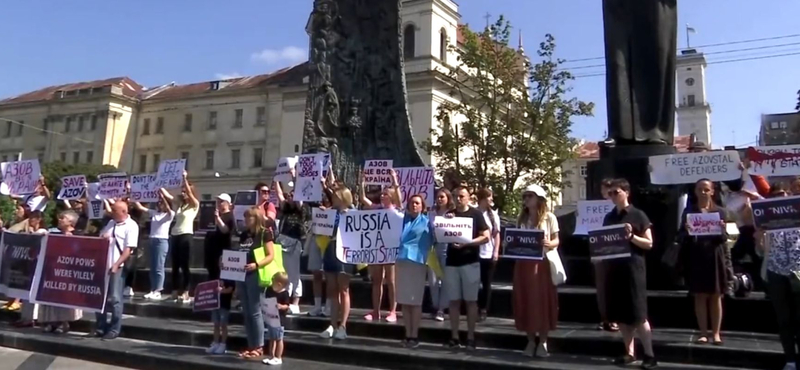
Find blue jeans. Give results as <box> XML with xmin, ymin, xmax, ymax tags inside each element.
<box><xmin>237</xmin><ymin>272</ymin><xmax>264</xmax><ymax>348</ymax></box>
<box><xmin>149</xmin><ymin>238</ymin><xmax>169</xmax><ymax>292</ymax></box>
<box><xmin>95</xmin><ymin>271</ymin><xmax>124</xmax><ymax>334</ymax></box>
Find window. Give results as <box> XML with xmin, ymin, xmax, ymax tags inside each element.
<box><xmin>580</xmin><ymin>165</ymin><xmax>587</xmax><ymax>177</ymax></box>
<box><xmin>143</xmin><ymin>119</ymin><xmax>150</xmax><ymax>135</ymax></box>
<box><xmin>65</xmin><ymin>117</ymin><xmax>72</xmax><ymax>132</ymax></box>
<box><xmin>5</xmin><ymin>122</ymin><xmax>11</xmax><ymax>137</ymax></box>
<box><xmin>202</xmin><ymin>194</ymin><xmax>212</xmax><ymax>201</ymax></box>
<box><xmin>37</xmin><ymin>152</ymin><xmax>44</xmax><ymax>163</ymax></box>
<box><xmin>205</xmin><ymin>150</ymin><xmax>215</xmax><ymax>170</ymax></box>
<box><xmin>439</xmin><ymin>28</ymin><xmax>447</xmax><ymax>62</ymax></box>
<box><xmin>687</xmin><ymin>94</ymin><xmax>696</xmax><ymax>107</ymax></box>
<box><xmin>231</xmin><ymin>149</ymin><xmax>241</xmax><ymax>169</ymax></box>
<box><xmin>16</xmin><ymin>121</ymin><xmax>23</xmax><ymax>136</ymax></box>
<box><xmin>233</xmin><ymin>109</ymin><xmax>243</xmax><ymax>128</ymax></box>
<box><xmin>42</xmin><ymin>119</ymin><xmax>48</xmax><ymax>135</ymax></box>
<box><xmin>60</xmin><ymin>152</ymin><xmax>67</xmax><ymax>162</ymax></box>
<box><xmin>294</xmin><ymin>144</ymin><xmax>299</xmax><ymax>153</ymax></box>
<box><xmin>1</xmin><ymin>155</ymin><xmax>6</xmax><ymax>163</ymax></box>
<box><xmin>253</xmin><ymin>148</ymin><xmax>264</xmax><ymax>168</ymax></box>
<box><xmin>780</xmin><ymin>121</ymin><xmax>788</xmax><ymax>129</ymax></box>
<box><xmin>73</xmin><ymin>151</ymin><xmax>80</xmax><ymax>164</ymax></box>
<box><xmin>90</xmin><ymin>115</ymin><xmax>97</xmax><ymax>131</ymax></box>
<box><xmin>208</xmin><ymin>111</ymin><xmax>217</xmax><ymax>130</ymax></box>
<box><xmin>256</xmin><ymin>107</ymin><xmax>266</xmax><ymax>126</ymax></box>
<box><xmin>86</xmin><ymin>151</ymin><xmax>94</xmax><ymax>164</ymax></box>
<box><xmin>77</xmin><ymin>116</ymin><xmax>84</xmax><ymax>132</ymax></box>
<box><xmin>139</xmin><ymin>154</ymin><xmax>147</xmax><ymax>173</ymax></box>
<box><xmin>184</xmin><ymin>114</ymin><xmax>193</xmax><ymax>132</ymax></box>
<box><xmin>579</xmin><ymin>185</ymin><xmax>587</xmax><ymax>200</ymax></box>
<box><xmin>771</xmin><ymin>121</ymin><xmax>779</xmax><ymax>129</ymax></box>
<box><xmin>156</xmin><ymin>117</ymin><xmax>164</xmax><ymax>134</ymax></box>
<box><xmin>403</xmin><ymin>24</ymin><xmax>415</xmax><ymax>58</ymax></box>
<box><xmin>180</xmin><ymin>151</ymin><xmax>190</xmax><ymax>170</ymax></box>
<box><xmin>152</xmin><ymin>153</ymin><xmax>161</xmax><ymax>172</ymax></box>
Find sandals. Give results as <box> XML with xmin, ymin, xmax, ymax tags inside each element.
<box><xmin>238</xmin><ymin>348</ymin><xmax>263</xmax><ymax>359</ymax></box>
<box><xmin>598</xmin><ymin>322</ymin><xmax>619</xmax><ymax>332</ymax></box>
<box><xmin>695</xmin><ymin>336</ymin><xmax>709</xmax><ymax>344</ymax></box>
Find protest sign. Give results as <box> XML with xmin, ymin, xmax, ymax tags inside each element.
<box><xmin>86</xmin><ymin>182</ymin><xmax>104</xmax><ymax>220</ymax></box>
<box><xmin>30</xmin><ymin>235</ymin><xmax>110</xmax><ymax>313</ymax></box>
<box><xmin>335</xmin><ymin>209</ymin><xmax>403</xmax><ymax>264</ymax></box>
<box><xmin>220</xmin><ymin>250</ymin><xmax>247</xmax><ymax>282</ymax></box>
<box><xmin>363</xmin><ymin>159</ymin><xmax>394</xmax><ymax>186</ymax></box>
<box><xmin>502</xmin><ymin>228</ymin><xmax>545</xmax><ymax>260</ymax></box>
<box><xmin>574</xmin><ymin>200</ymin><xmax>615</xmax><ymax>235</ymax></box>
<box><xmin>746</xmin><ymin>145</ymin><xmax>800</xmax><ymax>177</ymax></box>
<box><xmin>97</xmin><ymin>172</ymin><xmax>128</xmax><ymax>199</ymax></box>
<box><xmin>648</xmin><ymin>151</ymin><xmax>741</xmax><ymax>185</ymax></box>
<box><xmin>193</xmin><ymin>280</ymin><xmax>221</xmax><ymax>312</ymax></box>
<box><xmin>394</xmin><ymin>167</ymin><xmax>434</xmax><ymax>206</ymax></box>
<box><xmin>0</xmin><ymin>232</ymin><xmax>46</xmax><ymax>299</ymax></box>
<box><xmin>198</xmin><ymin>201</ymin><xmax>217</xmax><ymax>232</ymax></box>
<box><xmin>433</xmin><ymin>216</ymin><xmax>474</xmax><ymax>244</ymax></box>
<box><xmin>155</xmin><ymin>159</ymin><xmax>186</xmax><ymax>189</ymax></box>
<box><xmin>317</xmin><ymin>153</ymin><xmax>330</xmax><ymax>178</ymax></box>
<box><xmin>274</xmin><ymin>156</ymin><xmax>298</xmax><ymax>183</ymax></box>
<box><xmin>294</xmin><ymin>154</ymin><xmax>323</xmax><ymax>202</ymax></box>
<box><xmin>261</xmin><ymin>296</ymin><xmax>281</xmax><ymax>327</ymax></box>
<box><xmin>589</xmin><ymin>225</ymin><xmax>630</xmax><ymax>261</ymax></box>
<box><xmin>751</xmin><ymin>195</ymin><xmax>800</xmax><ymax>231</ymax></box>
<box><xmin>57</xmin><ymin>175</ymin><xmax>86</xmax><ymax>200</ymax></box>
<box><xmin>687</xmin><ymin>213</ymin><xmax>723</xmax><ymax>236</ymax></box>
<box><xmin>0</xmin><ymin>159</ymin><xmax>41</xmax><ymax>195</ymax></box>
<box><xmin>233</xmin><ymin>190</ymin><xmax>258</xmax><ymax>230</ymax></box>
<box><xmin>312</xmin><ymin>208</ymin><xmax>337</xmax><ymax>236</ymax></box>
<box><xmin>130</xmin><ymin>173</ymin><xmax>159</xmax><ymax>202</ymax></box>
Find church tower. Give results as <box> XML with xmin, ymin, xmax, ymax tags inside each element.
<box><xmin>675</xmin><ymin>49</ymin><xmax>712</xmax><ymax>145</ymax></box>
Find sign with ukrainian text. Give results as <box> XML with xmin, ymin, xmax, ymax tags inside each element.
<box><xmin>394</xmin><ymin>167</ymin><xmax>434</xmax><ymax>207</ymax></box>
<box><xmin>433</xmin><ymin>216</ymin><xmax>474</xmax><ymax>244</ymax></box>
<box><xmin>0</xmin><ymin>159</ymin><xmax>41</xmax><ymax>196</ymax></box>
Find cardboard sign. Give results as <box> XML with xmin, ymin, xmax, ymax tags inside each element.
<box><xmin>589</xmin><ymin>225</ymin><xmax>630</xmax><ymax>261</ymax></box>
<box><xmin>130</xmin><ymin>173</ymin><xmax>159</xmax><ymax>202</ymax></box>
<box><xmin>312</xmin><ymin>208</ymin><xmax>337</xmax><ymax>236</ymax></box>
<box><xmin>57</xmin><ymin>175</ymin><xmax>87</xmax><ymax>200</ymax></box>
<box><xmin>198</xmin><ymin>201</ymin><xmax>217</xmax><ymax>232</ymax></box>
<box><xmin>193</xmin><ymin>280</ymin><xmax>221</xmax><ymax>312</ymax></box>
<box><xmin>363</xmin><ymin>159</ymin><xmax>394</xmax><ymax>186</ymax></box>
<box><xmin>0</xmin><ymin>232</ymin><xmax>46</xmax><ymax>299</ymax></box>
<box><xmin>394</xmin><ymin>167</ymin><xmax>434</xmax><ymax>207</ymax></box>
<box><xmin>687</xmin><ymin>213</ymin><xmax>723</xmax><ymax>236</ymax></box>
<box><xmin>574</xmin><ymin>200</ymin><xmax>615</xmax><ymax>235</ymax></box>
<box><xmin>335</xmin><ymin>209</ymin><xmax>403</xmax><ymax>264</ymax></box>
<box><xmin>220</xmin><ymin>250</ymin><xmax>247</xmax><ymax>282</ymax></box>
<box><xmin>502</xmin><ymin>228</ymin><xmax>544</xmax><ymax>260</ymax></box>
<box><xmin>97</xmin><ymin>172</ymin><xmax>128</xmax><ymax>199</ymax></box>
<box><xmin>0</xmin><ymin>159</ymin><xmax>41</xmax><ymax>195</ymax></box>
<box><xmin>648</xmin><ymin>151</ymin><xmax>741</xmax><ymax>185</ymax></box>
<box><xmin>155</xmin><ymin>159</ymin><xmax>186</xmax><ymax>189</ymax></box>
<box><xmin>751</xmin><ymin>195</ymin><xmax>800</xmax><ymax>231</ymax></box>
<box><xmin>30</xmin><ymin>235</ymin><xmax>110</xmax><ymax>313</ymax></box>
<box><xmin>746</xmin><ymin>145</ymin><xmax>800</xmax><ymax>176</ymax></box>
<box><xmin>274</xmin><ymin>156</ymin><xmax>298</xmax><ymax>183</ymax></box>
<box><xmin>294</xmin><ymin>154</ymin><xmax>323</xmax><ymax>202</ymax></box>
<box><xmin>261</xmin><ymin>296</ymin><xmax>281</xmax><ymax>328</ymax></box>
<box><xmin>317</xmin><ymin>153</ymin><xmax>331</xmax><ymax>178</ymax></box>
<box><xmin>433</xmin><ymin>216</ymin><xmax>474</xmax><ymax>244</ymax></box>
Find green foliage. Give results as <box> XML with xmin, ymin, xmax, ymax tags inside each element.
<box><xmin>421</xmin><ymin>16</ymin><xmax>594</xmax><ymax>216</ymax></box>
<box><xmin>0</xmin><ymin>195</ymin><xmax>15</xmax><ymax>227</ymax></box>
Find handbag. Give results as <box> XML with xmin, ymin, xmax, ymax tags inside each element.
<box><xmin>546</xmin><ymin>248</ymin><xmax>567</xmax><ymax>286</ymax></box>
<box><xmin>252</xmin><ymin>231</ymin><xmax>285</xmax><ymax>287</ymax></box>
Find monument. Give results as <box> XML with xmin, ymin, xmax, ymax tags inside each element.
<box><xmin>302</xmin><ymin>0</ymin><xmax>424</xmax><ymax>188</ymax></box>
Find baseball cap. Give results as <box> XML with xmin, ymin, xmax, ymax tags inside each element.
<box><xmin>217</xmin><ymin>193</ymin><xmax>232</xmax><ymax>203</ymax></box>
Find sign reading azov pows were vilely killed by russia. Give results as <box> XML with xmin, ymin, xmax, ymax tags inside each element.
<box><xmin>750</xmin><ymin>195</ymin><xmax>800</xmax><ymax>231</ymax></box>
<box><xmin>574</xmin><ymin>200</ymin><xmax>615</xmax><ymax>235</ymax></box>
<box><xmin>588</xmin><ymin>225</ymin><xmax>630</xmax><ymax>261</ymax></box>
<box><xmin>433</xmin><ymin>216</ymin><xmax>474</xmax><ymax>244</ymax></box>
<box><xmin>336</xmin><ymin>209</ymin><xmax>403</xmax><ymax>265</ymax></box>
<box><xmin>648</xmin><ymin>150</ymin><xmax>741</xmax><ymax>185</ymax></box>
<box><xmin>502</xmin><ymin>228</ymin><xmax>545</xmax><ymax>260</ymax></box>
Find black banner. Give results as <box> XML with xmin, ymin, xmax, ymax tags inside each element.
<box><xmin>199</xmin><ymin>201</ymin><xmax>217</xmax><ymax>231</ymax></box>
<box><xmin>0</xmin><ymin>232</ymin><xmax>46</xmax><ymax>299</ymax></box>
<box><xmin>502</xmin><ymin>228</ymin><xmax>544</xmax><ymax>260</ymax></box>
<box><xmin>751</xmin><ymin>196</ymin><xmax>800</xmax><ymax>231</ymax></box>
<box><xmin>589</xmin><ymin>225</ymin><xmax>630</xmax><ymax>261</ymax></box>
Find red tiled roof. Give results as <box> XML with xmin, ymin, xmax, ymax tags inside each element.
<box><xmin>0</xmin><ymin>77</ymin><xmax>143</xmax><ymax>105</ymax></box>
<box><xmin>578</xmin><ymin>136</ymin><xmax>693</xmax><ymax>158</ymax></box>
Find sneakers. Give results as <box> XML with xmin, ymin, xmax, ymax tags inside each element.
<box><xmin>445</xmin><ymin>338</ymin><xmax>461</xmax><ymax>349</ymax></box>
<box><xmin>123</xmin><ymin>287</ymin><xmax>134</xmax><ymax>298</ymax></box>
<box><xmin>320</xmin><ymin>325</ymin><xmax>335</xmax><ymax>339</ymax></box>
<box><xmin>263</xmin><ymin>358</ymin><xmax>283</xmax><ymax>366</ymax></box>
<box><xmin>289</xmin><ymin>304</ymin><xmax>300</xmax><ymax>315</ymax></box>
<box><xmin>206</xmin><ymin>342</ymin><xmax>219</xmax><ymax>354</ymax></box>
<box><xmin>212</xmin><ymin>343</ymin><xmax>226</xmax><ymax>355</ymax></box>
<box><xmin>307</xmin><ymin>306</ymin><xmax>324</xmax><ymax>317</ymax></box>
<box><xmin>364</xmin><ymin>313</ymin><xmax>377</xmax><ymax>321</ymax></box>
<box><xmin>385</xmin><ymin>312</ymin><xmax>397</xmax><ymax>323</ymax></box>
<box><xmin>143</xmin><ymin>291</ymin><xmax>162</xmax><ymax>300</ymax></box>
<box><xmin>535</xmin><ymin>342</ymin><xmax>549</xmax><ymax>358</ymax></box>
<box><xmin>333</xmin><ymin>326</ymin><xmax>347</xmax><ymax>340</ymax></box>
<box><xmin>434</xmin><ymin>311</ymin><xmax>445</xmax><ymax>322</ymax></box>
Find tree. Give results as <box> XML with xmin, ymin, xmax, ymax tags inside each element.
<box><xmin>422</xmin><ymin>16</ymin><xmax>594</xmax><ymax>215</ymax></box>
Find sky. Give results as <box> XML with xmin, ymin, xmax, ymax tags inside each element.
<box><xmin>1</xmin><ymin>0</ymin><xmax>798</xmax><ymax>148</ymax></box>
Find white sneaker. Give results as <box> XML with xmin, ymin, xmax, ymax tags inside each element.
<box><xmin>149</xmin><ymin>291</ymin><xmax>162</xmax><ymax>300</ymax></box>
<box><xmin>205</xmin><ymin>342</ymin><xmax>219</xmax><ymax>354</ymax></box>
<box><xmin>212</xmin><ymin>343</ymin><xmax>226</xmax><ymax>354</ymax></box>
<box><xmin>307</xmin><ymin>306</ymin><xmax>323</xmax><ymax>317</ymax></box>
<box><xmin>289</xmin><ymin>304</ymin><xmax>300</xmax><ymax>314</ymax></box>
<box><xmin>535</xmin><ymin>342</ymin><xmax>550</xmax><ymax>358</ymax></box>
<box><xmin>333</xmin><ymin>326</ymin><xmax>347</xmax><ymax>340</ymax></box>
<box><xmin>320</xmin><ymin>325</ymin><xmax>335</xmax><ymax>338</ymax></box>
<box><xmin>143</xmin><ymin>291</ymin><xmax>154</xmax><ymax>299</ymax></box>
<box><xmin>123</xmin><ymin>287</ymin><xmax>134</xmax><ymax>297</ymax></box>
<box><xmin>263</xmin><ymin>358</ymin><xmax>283</xmax><ymax>366</ymax></box>
<box><xmin>783</xmin><ymin>363</ymin><xmax>797</xmax><ymax>370</ymax></box>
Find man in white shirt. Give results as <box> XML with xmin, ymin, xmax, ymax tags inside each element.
<box><xmin>95</xmin><ymin>201</ymin><xmax>138</xmax><ymax>339</ymax></box>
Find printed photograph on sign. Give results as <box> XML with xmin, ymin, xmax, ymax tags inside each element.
<box><xmin>394</xmin><ymin>167</ymin><xmax>434</xmax><ymax>207</ymax></box>
<box><xmin>0</xmin><ymin>159</ymin><xmax>41</xmax><ymax>196</ymax></box>
<box><xmin>746</xmin><ymin>145</ymin><xmax>800</xmax><ymax>177</ymax></box>
<box><xmin>502</xmin><ymin>228</ymin><xmax>545</xmax><ymax>260</ymax></box>
<box><xmin>574</xmin><ymin>200</ymin><xmax>615</xmax><ymax>235</ymax></box>
<box><xmin>0</xmin><ymin>232</ymin><xmax>47</xmax><ymax>299</ymax></box>
<box><xmin>751</xmin><ymin>195</ymin><xmax>800</xmax><ymax>231</ymax></box>
<box><xmin>363</xmin><ymin>159</ymin><xmax>394</xmax><ymax>186</ymax></box>
<box><xmin>335</xmin><ymin>209</ymin><xmax>403</xmax><ymax>265</ymax></box>
<box><xmin>648</xmin><ymin>151</ymin><xmax>741</xmax><ymax>185</ymax></box>
<box><xmin>57</xmin><ymin>175</ymin><xmax>87</xmax><ymax>201</ymax></box>
<box><xmin>686</xmin><ymin>212</ymin><xmax>723</xmax><ymax>236</ymax></box>
<box><xmin>433</xmin><ymin>216</ymin><xmax>474</xmax><ymax>244</ymax></box>
<box><xmin>130</xmin><ymin>173</ymin><xmax>159</xmax><ymax>202</ymax></box>
<box><xmin>155</xmin><ymin>159</ymin><xmax>186</xmax><ymax>189</ymax></box>
<box><xmin>588</xmin><ymin>225</ymin><xmax>631</xmax><ymax>261</ymax></box>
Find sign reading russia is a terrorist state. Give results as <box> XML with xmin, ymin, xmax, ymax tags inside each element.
<box><xmin>336</xmin><ymin>209</ymin><xmax>403</xmax><ymax>265</ymax></box>
<box><xmin>648</xmin><ymin>150</ymin><xmax>741</xmax><ymax>185</ymax></box>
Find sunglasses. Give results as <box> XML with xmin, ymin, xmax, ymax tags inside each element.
<box><xmin>259</xmin><ymin>189</ymin><xmax>269</xmax><ymax>193</ymax></box>
<box><xmin>607</xmin><ymin>189</ymin><xmax>622</xmax><ymax>197</ymax></box>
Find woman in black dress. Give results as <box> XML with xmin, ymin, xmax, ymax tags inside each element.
<box><xmin>680</xmin><ymin>179</ymin><xmax>728</xmax><ymax>345</ymax></box>
<box><xmin>602</xmin><ymin>178</ymin><xmax>657</xmax><ymax>369</ymax></box>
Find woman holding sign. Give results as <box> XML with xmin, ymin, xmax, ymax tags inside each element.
<box><xmin>39</xmin><ymin>211</ymin><xmax>83</xmax><ymax>334</ymax></box>
<box><xmin>396</xmin><ymin>194</ymin><xmax>434</xmax><ymax>347</ymax></box>
<box><xmin>602</xmin><ymin>179</ymin><xmax>657</xmax><ymax>369</ymax></box>
<box><xmin>169</xmin><ymin>171</ymin><xmax>199</xmax><ymax>303</ymax></box>
<box><xmin>131</xmin><ymin>188</ymin><xmax>175</xmax><ymax>300</ymax></box>
<box><xmin>360</xmin><ymin>171</ymin><xmax>402</xmax><ymax>323</ymax></box>
<box><xmin>320</xmin><ymin>185</ymin><xmax>356</xmax><ymax>340</ymax></box>
<box><xmin>428</xmin><ymin>188</ymin><xmax>454</xmax><ymax>322</ymax></box>
<box><xmin>679</xmin><ymin>179</ymin><xmax>729</xmax><ymax>345</ymax></box>
<box><xmin>513</xmin><ymin>185</ymin><xmax>560</xmax><ymax>358</ymax></box>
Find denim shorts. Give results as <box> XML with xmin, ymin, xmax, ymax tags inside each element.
<box><xmin>265</xmin><ymin>325</ymin><xmax>284</xmax><ymax>340</ymax></box>
<box><xmin>212</xmin><ymin>309</ymin><xmax>230</xmax><ymax>325</ymax></box>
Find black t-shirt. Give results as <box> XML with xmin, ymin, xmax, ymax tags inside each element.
<box><xmin>264</xmin><ymin>286</ymin><xmax>291</xmax><ymax>325</ymax></box>
<box><xmin>279</xmin><ymin>203</ymin><xmax>306</xmax><ymax>240</ymax></box>
<box><xmin>220</xmin><ymin>280</ymin><xmax>235</xmax><ymax>310</ymax></box>
<box><xmin>446</xmin><ymin>206</ymin><xmax>489</xmax><ymax>267</ymax></box>
<box><xmin>602</xmin><ymin>205</ymin><xmax>652</xmax><ymax>258</ymax></box>
<box><xmin>206</xmin><ymin>211</ymin><xmax>235</xmax><ymax>253</ymax></box>
<box><xmin>237</xmin><ymin>222</ymin><xmax>275</xmax><ymax>265</ymax></box>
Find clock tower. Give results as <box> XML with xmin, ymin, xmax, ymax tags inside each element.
<box><xmin>675</xmin><ymin>49</ymin><xmax>712</xmax><ymax>145</ymax></box>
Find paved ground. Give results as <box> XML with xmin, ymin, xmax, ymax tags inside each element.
<box><xmin>0</xmin><ymin>346</ymin><xmax>134</xmax><ymax>370</ymax></box>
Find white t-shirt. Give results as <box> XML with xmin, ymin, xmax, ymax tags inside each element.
<box><xmin>480</xmin><ymin>210</ymin><xmax>501</xmax><ymax>259</ymax></box>
<box><xmin>148</xmin><ymin>209</ymin><xmax>175</xmax><ymax>239</ymax></box>
<box><xmin>102</xmin><ymin>217</ymin><xmax>139</xmax><ymax>267</ymax></box>
<box><xmin>25</xmin><ymin>195</ymin><xmax>47</xmax><ymax>212</ymax></box>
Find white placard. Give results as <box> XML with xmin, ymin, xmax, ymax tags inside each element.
<box><xmin>317</xmin><ymin>153</ymin><xmax>330</xmax><ymax>178</ymax></box>
<box><xmin>335</xmin><ymin>209</ymin><xmax>403</xmax><ymax>264</ymax></box>
<box><xmin>261</xmin><ymin>296</ymin><xmax>281</xmax><ymax>328</ymax></box>
<box><xmin>0</xmin><ymin>159</ymin><xmax>41</xmax><ymax>196</ymax></box>
<box><xmin>394</xmin><ymin>167</ymin><xmax>434</xmax><ymax>207</ymax></box>
<box><xmin>57</xmin><ymin>175</ymin><xmax>87</xmax><ymax>200</ymax></box>
<box><xmin>363</xmin><ymin>159</ymin><xmax>394</xmax><ymax>186</ymax></box>
<box><xmin>220</xmin><ymin>250</ymin><xmax>247</xmax><ymax>282</ymax></box>
<box><xmin>274</xmin><ymin>156</ymin><xmax>298</xmax><ymax>183</ymax></box>
<box><xmin>746</xmin><ymin>145</ymin><xmax>800</xmax><ymax>177</ymax></box>
<box><xmin>154</xmin><ymin>159</ymin><xmax>186</xmax><ymax>189</ymax></box>
<box><xmin>97</xmin><ymin>172</ymin><xmax>128</xmax><ymax>200</ymax></box>
<box><xmin>433</xmin><ymin>216</ymin><xmax>474</xmax><ymax>244</ymax></box>
<box><xmin>312</xmin><ymin>208</ymin><xmax>337</xmax><ymax>236</ymax></box>
<box><xmin>574</xmin><ymin>200</ymin><xmax>615</xmax><ymax>235</ymax></box>
<box><xmin>130</xmin><ymin>173</ymin><xmax>159</xmax><ymax>203</ymax></box>
<box><xmin>686</xmin><ymin>212</ymin><xmax>723</xmax><ymax>236</ymax></box>
<box><xmin>649</xmin><ymin>151</ymin><xmax>741</xmax><ymax>185</ymax></box>
<box><xmin>294</xmin><ymin>154</ymin><xmax>323</xmax><ymax>202</ymax></box>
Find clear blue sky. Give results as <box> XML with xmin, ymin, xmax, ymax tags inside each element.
<box><xmin>1</xmin><ymin>0</ymin><xmax>798</xmax><ymax>148</ymax></box>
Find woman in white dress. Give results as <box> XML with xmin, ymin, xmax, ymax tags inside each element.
<box><xmin>39</xmin><ymin>210</ymin><xmax>84</xmax><ymax>334</ymax></box>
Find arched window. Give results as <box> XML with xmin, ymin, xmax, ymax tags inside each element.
<box><xmin>439</xmin><ymin>28</ymin><xmax>447</xmax><ymax>62</ymax></box>
<box><xmin>403</xmin><ymin>24</ymin><xmax>415</xmax><ymax>58</ymax></box>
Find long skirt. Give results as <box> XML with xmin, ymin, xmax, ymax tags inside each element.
<box><xmin>39</xmin><ymin>305</ymin><xmax>82</xmax><ymax>322</ymax></box>
<box><xmin>512</xmin><ymin>259</ymin><xmax>558</xmax><ymax>333</ymax></box>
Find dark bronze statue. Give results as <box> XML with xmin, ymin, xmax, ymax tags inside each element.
<box><xmin>602</xmin><ymin>0</ymin><xmax>678</xmax><ymax>146</ymax></box>
<box><xmin>302</xmin><ymin>0</ymin><xmax>423</xmax><ymax>187</ymax></box>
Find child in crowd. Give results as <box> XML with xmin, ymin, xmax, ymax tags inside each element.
<box><xmin>263</xmin><ymin>272</ymin><xmax>291</xmax><ymax>366</ymax></box>
<box><xmin>207</xmin><ymin>280</ymin><xmax>235</xmax><ymax>355</ymax></box>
